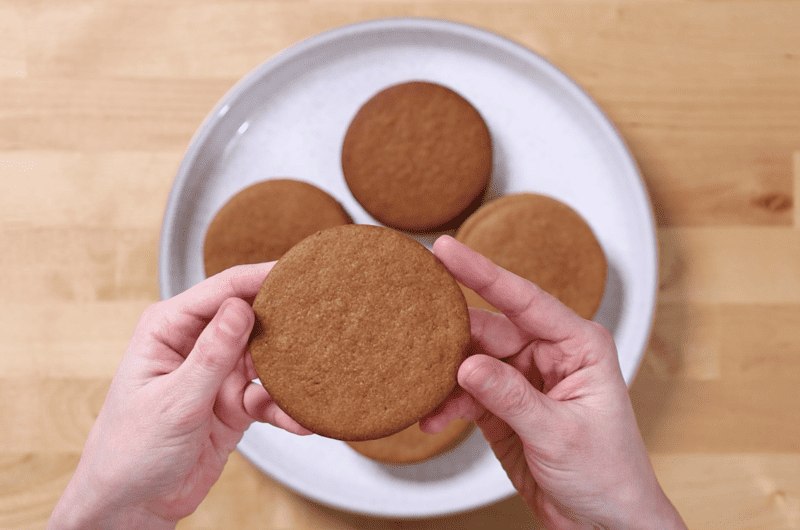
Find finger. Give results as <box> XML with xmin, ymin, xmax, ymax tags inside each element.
<box><xmin>243</xmin><ymin>382</ymin><xmax>312</xmax><ymax>436</ymax></box>
<box><xmin>210</xmin><ymin>414</ymin><xmax>247</xmax><ymax>458</ymax></box>
<box><xmin>468</xmin><ymin>307</ymin><xmax>533</xmax><ymax>359</ymax></box>
<box><xmin>169</xmin><ymin>262</ymin><xmax>275</xmax><ymax>321</ymax></box>
<box><xmin>146</xmin><ymin>263</ymin><xmax>275</xmax><ymax>356</ymax></box>
<box><xmin>232</xmin><ymin>354</ymin><xmax>257</xmax><ymax>385</ymax></box>
<box><xmin>419</xmin><ymin>387</ymin><xmax>483</xmax><ymax>434</ymax></box>
<box><xmin>244</xmin><ymin>349</ymin><xmax>259</xmax><ymax>382</ymax></box>
<box><xmin>474</xmin><ymin>408</ymin><xmax>519</xmax><ymax>447</ymax></box>
<box><xmin>434</xmin><ymin>236</ymin><xmax>584</xmax><ymax>342</ymax></box>
<box><xmin>214</xmin><ymin>370</ymin><xmax>254</xmax><ymax>433</ymax></box>
<box><xmin>174</xmin><ymin>298</ymin><xmax>254</xmax><ymax>400</ymax></box>
<box><xmin>458</xmin><ymin>354</ymin><xmax>556</xmax><ymax>444</ymax></box>
<box><xmin>146</xmin><ymin>312</ymin><xmax>209</xmax><ymax>361</ymax></box>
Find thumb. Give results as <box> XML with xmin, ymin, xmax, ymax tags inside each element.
<box><xmin>458</xmin><ymin>354</ymin><xmax>553</xmax><ymax>443</ymax></box>
<box><xmin>176</xmin><ymin>297</ymin><xmax>254</xmax><ymax>400</ymax></box>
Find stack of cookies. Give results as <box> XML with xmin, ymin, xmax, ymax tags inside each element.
<box><xmin>202</xmin><ymin>80</ymin><xmax>606</xmax><ymax>465</ymax></box>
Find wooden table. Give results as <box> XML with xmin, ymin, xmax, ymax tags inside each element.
<box><xmin>2</xmin><ymin>1</ymin><xmax>799</xmax><ymax>528</ymax></box>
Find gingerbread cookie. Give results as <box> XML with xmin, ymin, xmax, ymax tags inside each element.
<box><xmin>456</xmin><ymin>193</ymin><xmax>607</xmax><ymax>319</ymax></box>
<box><xmin>203</xmin><ymin>179</ymin><xmax>351</xmax><ymax>277</ymax></box>
<box><xmin>342</xmin><ymin>81</ymin><xmax>492</xmax><ymax>231</ymax></box>
<box><xmin>347</xmin><ymin>419</ymin><xmax>474</xmax><ymax>464</ymax></box>
<box><xmin>250</xmin><ymin>225</ymin><xmax>471</xmax><ymax>441</ymax></box>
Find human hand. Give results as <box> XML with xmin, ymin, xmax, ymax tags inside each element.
<box><xmin>49</xmin><ymin>263</ymin><xmax>310</xmax><ymax>530</ymax></box>
<box><xmin>421</xmin><ymin>236</ymin><xmax>686</xmax><ymax>530</ymax></box>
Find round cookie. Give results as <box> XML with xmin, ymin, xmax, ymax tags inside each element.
<box><xmin>456</xmin><ymin>193</ymin><xmax>607</xmax><ymax>320</ymax></box>
<box><xmin>203</xmin><ymin>179</ymin><xmax>351</xmax><ymax>277</ymax></box>
<box><xmin>342</xmin><ymin>81</ymin><xmax>492</xmax><ymax>232</ymax></box>
<box><xmin>250</xmin><ymin>224</ymin><xmax>471</xmax><ymax>441</ymax></box>
<box><xmin>347</xmin><ymin>419</ymin><xmax>474</xmax><ymax>464</ymax></box>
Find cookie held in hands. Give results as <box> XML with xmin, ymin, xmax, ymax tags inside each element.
<box><xmin>250</xmin><ymin>225</ymin><xmax>471</xmax><ymax>441</ymax></box>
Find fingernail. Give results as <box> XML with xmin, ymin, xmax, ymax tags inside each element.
<box><xmin>460</xmin><ymin>365</ymin><xmax>478</xmax><ymax>391</ymax></box>
<box><xmin>219</xmin><ymin>301</ymin><xmax>250</xmax><ymax>337</ymax></box>
<box><xmin>462</xmin><ymin>361</ymin><xmax>495</xmax><ymax>395</ymax></box>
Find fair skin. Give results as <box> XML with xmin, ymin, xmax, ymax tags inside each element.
<box><xmin>50</xmin><ymin>237</ymin><xmax>686</xmax><ymax>530</ymax></box>
<box><xmin>420</xmin><ymin>236</ymin><xmax>686</xmax><ymax>529</ymax></box>
<box><xmin>49</xmin><ymin>263</ymin><xmax>310</xmax><ymax>530</ymax></box>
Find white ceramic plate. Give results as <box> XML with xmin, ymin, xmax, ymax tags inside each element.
<box><xmin>158</xmin><ymin>18</ymin><xmax>658</xmax><ymax>518</ymax></box>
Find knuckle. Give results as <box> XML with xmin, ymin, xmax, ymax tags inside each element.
<box><xmin>497</xmin><ymin>372</ymin><xmax>536</xmax><ymax>418</ymax></box>
<box><xmin>588</xmin><ymin>321</ymin><xmax>614</xmax><ymax>345</ymax></box>
<box><xmin>137</xmin><ymin>301</ymin><xmax>172</xmax><ymax>339</ymax></box>
<box><xmin>262</xmin><ymin>403</ymin><xmax>282</xmax><ymax>427</ymax></box>
<box><xmin>578</xmin><ymin>321</ymin><xmax>615</xmax><ymax>358</ymax></box>
<box><xmin>139</xmin><ymin>301</ymin><xmax>164</xmax><ymax>326</ymax></box>
<box><xmin>192</xmin><ymin>337</ymin><xmax>227</xmax><ymax>373</ymax></box>
<box><xmin>217</xmin><ymin>266</ymin><xmax>240</xmax><ymax>286</ymax></box>
<box><xmin>217</xmin><ymin>265</ymin><xmax>255</xmax><ymax>295</ymax></box>
<box><xmin>505</xmin><ymin>289</ymin><xmax>537</xmax><ymax>320</ymax></box>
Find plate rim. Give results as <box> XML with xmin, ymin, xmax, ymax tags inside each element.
<box><xmin>158</xmin><ymin>16</ymin><xmax>659</xmax><ymax>518</ymax></box>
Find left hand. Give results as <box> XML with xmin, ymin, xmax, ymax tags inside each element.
<box><xmin>49</xmin><ymin>263</ymin><xmax>310</xmax><ymax>530</ymax></box>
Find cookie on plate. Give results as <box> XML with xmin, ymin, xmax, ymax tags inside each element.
<box><xmin>456</xmin><ymin>193</ymin><xmax>607</xmax><ymax>319</ymax></box>
<box><xmin>342</xmin><ymin>81</ymin><xmax>492</xmax><ymax>232</ymax></box>
<box><xmin>203</xmin><ymin>179</ymin><xmax>351</xmax><ymax>277</ymax></box>
<box><xmin>250</xmin><ymin>224</ymin><xmax>471</xmax><ymax>441</ymax></box>
<box><xmin>347</xmin><ymin>419</ymin><xmax>474</xmax><ymax>464</ymax></box>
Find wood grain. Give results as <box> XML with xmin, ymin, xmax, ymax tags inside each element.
<box><xmin>648</xmin><ymin>303</ymin><xmax>800</xmax><ymax>382</ymax></box>
<box><xmin>0</xmin><ymin>302</ymin><xmax>148</xmax><ymax>378</ymax></box>
<box><xmin>177</xmin><ymin>452</ymin><xmax>543</xmax><ymax>530</ymax></box>
<box><xmin>795</xmin><ymin>151</ymin><xmax>800</xmax><ymax>226</ymax></box>
<box><xmin>652</xmin><ymin>454</ymin><xmax>800</xmax><ymax>530</ymax></box>
<box><xmin>2</xmin><ymin>2</ymin><xmax>798</xmax><ymax>224</ymax></box>
<box><xmin>0</xmin><ymin>78</ymin><xmax>231</xmax><ymax>150</ymax></box>
<box><xmin>2</xmin><ymin>0</ymin><xmax>800</xmax><ymax>528</ymax></box>
<box><xmin>631</xmin><ymin>370</ymin><xmax>800</xmax><ymax>452</ymax></box>
<box><xmin>0</xmin><ymin>4</ymin><xmax>26</xmax><ymax>78</ymax></box>
<box><xmin>0</xmin><ymin>453</ymin><xmax>80</xmax><ymax>530</ymax></box>
<box><xmin>0</xmin><ymin>151</ymin><xmax>180</xmax><ymax>228</ymax></box>
<box><xmin>658</xmin><ymin>227</ymin><xmax>800</xmax><ymax>303</ymax></box>
<box><xmin>0</xmin><ymin>379</ymin><xmax>108</xmax><ymax>453</ymax></box>
<box><xmin>0</xmin><ymin>228</ymin><xmax>159</xmax><ymax>302</ymax></box>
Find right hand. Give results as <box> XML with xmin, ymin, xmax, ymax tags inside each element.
<box><xmin>421</xmin><ymin>236</ymin><xmax>686</xmax><ymax>530</ymax></box>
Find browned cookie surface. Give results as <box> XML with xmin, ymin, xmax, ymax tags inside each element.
<box><xmin>250</xmin><ymin>225</ymin><xmax>471</xmax><ymax>441</ymax></box>
<box><xmin>342</xmin><ymin>81</ymin><xmax>492</xmax><ymax>231</ymax></box>
<box><xmin>203</xmin><ymin>179</ymin><xmax>351</xmax><ymax>277</ymax></box>
<box><xmin>456</xmin><ymin>193</ymin><xmax>607</xmax><ymax>320</ymax></box>
<box><xmin>347</xmin><ymin>419</ymin><xmax>474</xmax><ymax>464</ymax></box>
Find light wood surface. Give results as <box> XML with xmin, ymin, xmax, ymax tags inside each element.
<box><xmin>2</xmin><ymin>1</ymin><xmax>800</xmax><ymax>528</ymax></box>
